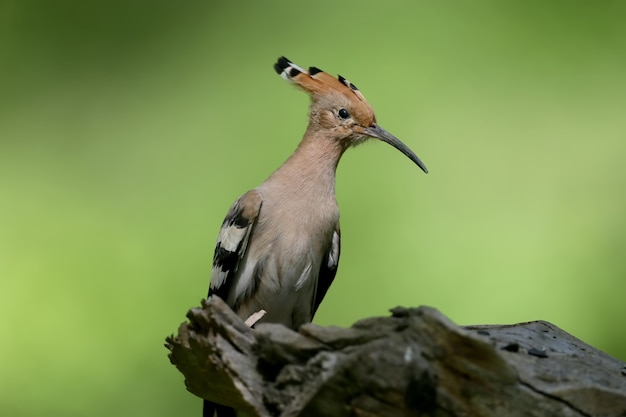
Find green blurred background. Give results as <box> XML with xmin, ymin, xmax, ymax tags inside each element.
<box><xmin>1</xmin><ymin>1</ymin><xmax>625</xmax><ymax>415</ymax></box>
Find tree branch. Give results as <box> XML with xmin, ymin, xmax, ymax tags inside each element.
<box><xmin>166</xmin><ymin>297</ymin><xmax>626</xmax><ymax>417</ymax></box>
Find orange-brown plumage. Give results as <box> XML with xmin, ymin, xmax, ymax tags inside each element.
<box><xmin>275</xmin><ymin>57</ymin><xmax>378</xmax><ymax>134</ymax></box>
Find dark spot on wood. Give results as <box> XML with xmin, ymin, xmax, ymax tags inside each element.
<box><xmin>528</xmin><ymin>348</ymin><xmax>548</xmax><ymax>358</ymax></box>
<box><xmin>405</xmin><ymin>371</ymin><xmax>437</xmax><ymax>413</ymax></box>
<box><xmin>308</xmin><ymin>66</ymin><xmax>322</xmax><ymax>75</ymax></box>
<box><xmin>502</xmin><ymin>343</ymin><xmax>519</xmax><ymax>352</ymax></box>
<box><xmin>349</xmin><ymin>82</ymin><xmax>358</xmax><ymax>90</ymax></box>
<box><xmin>256</xmin><ymin>357</ymin><xmax>282</xmax><ymax>383</ymax></box>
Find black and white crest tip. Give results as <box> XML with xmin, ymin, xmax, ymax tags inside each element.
<box><xmin>274</xmin><ymin>56</ymin><xmax>306</xmax><ymax>80</ymax></box>
<box><xmin>338</xmin><ymin>75</ymin><xmax>359</xmax><ymax>91</ymax></box>
<box><xmin>308</xmin><ymin>66</ymin><xmax>323</xmax><ymax>76</ymax></box>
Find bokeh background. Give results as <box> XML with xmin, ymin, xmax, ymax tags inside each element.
<box><xmin>1</xmin><ymin>1</ymin><xmax>625</xmax><ymax>415</ymax></box>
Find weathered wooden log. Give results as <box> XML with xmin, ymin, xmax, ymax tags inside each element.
<box><xmin>166</xmin><ymin>297</ymin><xmax>626</xmax><ymax>417</ymax></box>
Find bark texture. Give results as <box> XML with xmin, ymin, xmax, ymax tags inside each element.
<box><xmin>166</xmin><ymin>297</ymin><xmax>626</xmax><ymax>417</ymax></box>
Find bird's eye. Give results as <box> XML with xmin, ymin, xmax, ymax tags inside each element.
<box><xmin>338</xmin><ymin>108</ymin><xmax>350</xmax><ymax>119</ymax></box>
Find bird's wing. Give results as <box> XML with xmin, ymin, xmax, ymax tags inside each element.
<box><xmin>208</xmin><ymin>189</ymin><xmax>263</xmax><ymax>300</ymax></box>
<box><xmin>204</xmin><ymin>191</ymin><xmax>262</xmax><ymax>417</ymax></box>
<box><xmin>312</xmin><ymin>221</ymin><xmax>341</xmax><ymax>317</ymax></box>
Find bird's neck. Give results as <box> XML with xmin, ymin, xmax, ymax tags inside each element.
<box><xmin>265</xmin><ymin>130</ymin><xmax>344</xmax><ymax>198</ymax></box>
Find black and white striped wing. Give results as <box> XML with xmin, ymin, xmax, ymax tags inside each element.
<box><xmin>205</xmin><ymin>190</ymin><xmax>262</xmax><ymax>417</ymax></box>
<box><xmin>312</xmin><ymin>222</ymin><xmax>340</xmax><ymax>317</ymax></box>
<box><xmin>208</xmin><ymin>189</ymin><xmax>262</xmax><ymax>300</ymax></box>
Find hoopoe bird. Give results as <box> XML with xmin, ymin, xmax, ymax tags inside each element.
<box><xmin>204</xmin><ymin>56</ymin><xmax>428</xmax><ymax>417</ymax></box>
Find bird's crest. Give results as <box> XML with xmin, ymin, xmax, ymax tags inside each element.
<box><xmin>274</xmin><ymin>56</ymin><xmax>375</xmax><ymax>123</ymax></box>
<box><xmin>274</xmin><ymin>56</ymin><xmax>366</xmax><ymax>100</ymax></box>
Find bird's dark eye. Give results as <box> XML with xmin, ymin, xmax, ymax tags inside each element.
<box><xmin>338</xmin><ymin>108</ymin><xmax>350</xmax><ymax>119</ymax></box>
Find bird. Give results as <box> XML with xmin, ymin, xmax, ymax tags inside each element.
<box><xmin>203</xmin><ymin>56</ymin><xmax>428</xmax><ymax>417</ymax></box>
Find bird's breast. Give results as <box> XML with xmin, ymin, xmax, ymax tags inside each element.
<box><xmin>232</xmin><ymin>192</ymin><xmax>338</xmax><ymax>328</ymax></box>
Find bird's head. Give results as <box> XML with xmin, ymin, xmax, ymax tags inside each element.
<box><xmin>274</xmin><ymin>56</ymin><xmax>428</xmax><ymax>173</ymax></box>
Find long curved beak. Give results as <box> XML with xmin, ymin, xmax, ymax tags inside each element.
<box><xmin>363</xmin><ymin>124</ymin><xmax>428</xmax><ymax>173</ymax></box>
